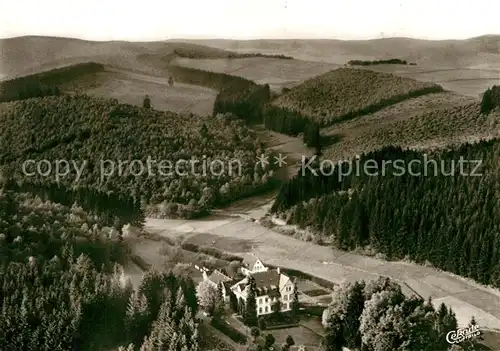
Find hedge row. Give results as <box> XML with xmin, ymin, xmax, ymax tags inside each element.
<box><xmin>211</xmin><ymin>318</ymin><xmax>248</xmax><ymax>344</ymax></box>
<box><xmin>348</xmin><ymin>58</ymin><xmax>408</xmax><ymax>66</ymax></box>
<box><xmin>180</xmin><ymin>242</ymin><xmax>244</xmax><ymax>263</ymax></box>
<box><xmin>300</xmin><ymin>304</ymin><xmax>326</xmax><ymax>317</ymax></box>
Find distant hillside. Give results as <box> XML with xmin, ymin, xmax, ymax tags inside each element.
<box><xmin>0</xmin><ymin>36</ymin><xmax>293</xmax><ymax>79</ymax></box>
<box><xmin>270</xmin><ymin>68</ymin><xmax>443</xmax><ymax>126</ymax></box>
<box><xmin>321</xmin><ymin>92</ymin><xmax>500</xmax><ymax>160</ymax></box>
<box><xmin>183</xmin><ymin>36</ymin><xmax>500</xmax><ymax>68</ymax></box>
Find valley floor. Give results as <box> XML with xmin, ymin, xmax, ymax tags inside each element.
<box><xmin>144</xmin><ymin>208</ymin><xmax>500</xmax><ymax>331</ymax></box>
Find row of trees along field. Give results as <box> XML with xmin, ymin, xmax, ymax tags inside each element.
<box><xmin>0</xmin><ymin>188</ymin><xmax>204</xmax><ymax>350</ymax></box>
<box><xmin>211</xmin><ymin>78</ymin><xmax>325</xmax><ymax>146</ymax></box>
<box><xmin>0</xmin><ymin>62</ymin><xmax>104</xmax><ymax>102</ymax></box>
<box><xmin>321</xmin><ymin>276</ymin><xmax>479</xmax><ymax>351</ymax></box>
<box><xmin>212</xmin><ymin>82</ymin><xmax>271</xmax><ymax>124</ymax></box>
<box><xmin>271</xmin><ymin>139</ymin><xmax>500</xmax><ymax>288</ymax></box>
<box><xmin>347</xmin><ymin>58</ymin><xmax>410</xmax><ymax>65</ymax></box>
<box><xmin>167</xmin><ymin>64</ymin><xmax>257</xmax><ymax>92</ymax></box>
<box><xmin>481</xmin><ymin>85</ymin><xmax>500</xmax><ymax>114</ymax></box>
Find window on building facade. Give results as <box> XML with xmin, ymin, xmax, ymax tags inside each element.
<box><xmin>259</xmin><ymin>307</ymin><xmax>262</xmax><ymax>314</ymax></box>
<box><xmin>265</xmin><ymin>297</ymin><xmax>268</xmax><ymax>303</ymax></box>
<box><xmin>265</xmin><ymin>306</ymin><xmax>268</xmax><ymax>313</ymax></box>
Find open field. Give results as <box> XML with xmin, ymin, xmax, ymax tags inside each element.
<box><xmin>174</xmin><ymin>56</ymin><xmax>499</xmax><ymax>97</ymax></box>
<box><xmin>173</xmin><ymin>57</ymin><xmax>339</xmax><ymax>91</ymax></box>
<box><xmin>64</xmin><ymin>67</ymin><xmax>217</xmax><ymax>115</ymax></box>
<box><xmin>145</xmin><ymin>212</ymin><xmax>500</xmax><ymax>330</ymax></box>
<box><xmin>320</xmin><ymin>92</ymin><xmax>500</xmax><ymax>160</ymax></box>
<box><xmin>357</xmin><ymin>65</ymin><xmax>500</xmax><ymax>97</ymax></box>
<box><xmin>184</xmin><ymin>36</ymin><xmax>500</xmax><ymax>68</ymax></box>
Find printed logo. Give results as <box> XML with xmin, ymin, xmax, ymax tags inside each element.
<box><xmin>446</xmin><ymin>325</ymin><xmax>481</xmax><ymax>344</ymax></box>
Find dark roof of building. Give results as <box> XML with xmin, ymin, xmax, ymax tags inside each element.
<box><xmin>222</xmin><ymin>280</ymin><xmax>235</xmax><ymax>290</ymax></box>
<box><xmin>208</xmin><ymin>270</ymin><xmax>232</xmax><ymax>285</ymax></box>
<box><xmin>242</xmin><ymin>255</ymin><xmax>260</xmax><ymax>268</ymax></box>
<box><xmin>252</xmin><ymin>270</ymin><xmax>280</xmax><ymax>289</ymax></box>
<box><xmin>256</xmin><ymin>287</ymin><xmax>281</xmax><ymax>297</ymax></box>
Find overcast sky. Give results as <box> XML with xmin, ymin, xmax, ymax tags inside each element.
<box><xmin>1</xmin><ymin>0</ymin><xmax>499</xmax><ymax>41</ymax></box>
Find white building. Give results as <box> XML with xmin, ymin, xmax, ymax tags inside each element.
<box><xmin>230</xmin><ymin>258</ymin><xmax>295</xmax><ymax>316</ymax></box>
<box><xmin>201</xmin><ymin>268</ymin><xmax>233</xmax><ymax>301</ymax></box>
<box><xmin>241</xmin><ymin>254</ymin><xmax>268</xmax><ymax>276</ymax></box>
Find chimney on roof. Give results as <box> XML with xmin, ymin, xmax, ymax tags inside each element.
<box><xmin>277</xmin><ymin>267</ymin><xmax>280</xmax><ymax>275</ymax></box>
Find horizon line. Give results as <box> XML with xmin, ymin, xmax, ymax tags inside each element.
<box><xmin>1</xmin><ymin>33</ymin><xmax>500</xmax><ymax>43</ymax></box>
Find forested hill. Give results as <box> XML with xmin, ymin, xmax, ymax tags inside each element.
<box><xmin>0</xmin><ymin>95</ymin><xmax>278</xmax><ymax>219</ymax></box>
<box><xmin>271</xmin><ymin>139</ymin><xmax>500</xmax><ymax>288</ymax></box>
<box><xmin>0</xmin><ymin>190</ymin><xmax>201</xmax><ymax>350</ymax></box>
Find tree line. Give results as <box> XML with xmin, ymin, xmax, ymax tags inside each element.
<box><xmin>167</xmin><ymin>64</ymin><xmax>257</xmax><ymax>92</ymax></box>
<box><xmin>0</xmin><ymin>62</ymin><xmax>104</xmax><ymax>102</ymax></box>
<box><xmin>213</xmin><ymin>83</ymin><xmax>271</xmax><ymax>124</ymax></box>
<box><xmin>347</xmin><ymin>58</ymin><xmax>410</xmax><ymax>66</ymax></box>
<box><xmin>211</xmin><ymin>69</ymin><xmax>444</xmax><ymax>138</ymax></box>
<box><xmin>321</xmin><ymin>277</ymin><xmax>479</xmax><ymax>351</ymax></box>
<box><xmin>271</xmin><ymin>140</ymin><xmax>500</xmax><ymax>288</ymax></box>
<box><xmin>480</xmin><ymin>85</ymin><xmax>500</xmax><ymax>115</ymax></box>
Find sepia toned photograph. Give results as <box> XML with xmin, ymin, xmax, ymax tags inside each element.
<box><xmin>0</xmin><ymin>1</ymin><xmax>499</xmax><ymax>350</ymax></box>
